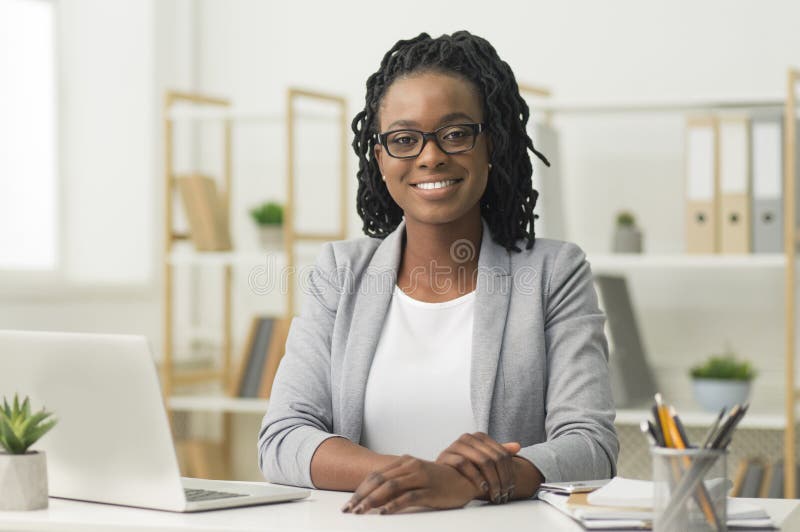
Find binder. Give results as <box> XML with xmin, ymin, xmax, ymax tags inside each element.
<box><xmin>751</xmin><ymin>118</ymin><xmax>783</xmax><ymax>253</ymax></box>
<box><xmin>685</xmin><ymin>117</ymin><xmax>719</xmax><ymax>253</ymax></box>
<box><xmin>718</xmin><ymin>117</ymin><xmax>751</xmax><ymax>253</ymax></box>
<box><xmin>593</xmin><ymin>274</ymin><xmax>657</xmax><ymax>408</ymax></box>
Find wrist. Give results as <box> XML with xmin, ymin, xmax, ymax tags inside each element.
<box><xmin>510</xmin><ymin>455</ymin><xmax>544</xmax><ymax>500</ymax></box>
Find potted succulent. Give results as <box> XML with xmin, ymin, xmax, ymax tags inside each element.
<box><xmin>0</xmin><ymin>394</ymin><xmax>57</xmax><ymax>510</ymax></box>
<box><xmin>250</xmin><ymin>201</ymin><xmax>284</xmax><ymax>249</ymax></box>
<box><xmin>612</xmin><ymin>210</ymin><xmax>643</xmax><ymax>253</ymax></box>
<box><xmin>690</xmin><ymin>352</ymin><xmax>756</xmax><ymax>412</ymax></box>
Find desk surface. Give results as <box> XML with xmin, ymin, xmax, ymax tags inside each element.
<box><xmin>1</xmin><ymin>489</ymin><xmax>798</xmax><ymax>532</ymax></box>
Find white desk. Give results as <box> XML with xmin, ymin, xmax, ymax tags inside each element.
<box><xmin>0</xmin><ymin>490</ymin><xmax>798</xmax><ymax>531</ymax></box>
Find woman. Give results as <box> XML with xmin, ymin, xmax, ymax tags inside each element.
<box><xmin>259</xmin><ymin>31</ymin><xmax>618</xmax><ymax>514</ymax></box>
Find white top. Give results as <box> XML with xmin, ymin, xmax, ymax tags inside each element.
<box><xmin>361</xmin><ymin>286</ymin><xmax>476</xmax><ymax>460</ymax></box>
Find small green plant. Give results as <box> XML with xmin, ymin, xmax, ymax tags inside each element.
<box><xmin>0</xmin><ymin>394</ymin><xmax>57</xmax><ymax>454</ymax></box>
<box><xmin>690</xmin><ymin>353</ymin><xmax>756</xmax><ymax>381</ymax></box>
<box><xmin>616</xmin><ymin>211</ymin><xmax>636</xmax><ymax>227</ymax></box>
<box><xmin>250</xmin><ymin>201</ymin><xmax>284</xmax><ymax>226</ymax></box>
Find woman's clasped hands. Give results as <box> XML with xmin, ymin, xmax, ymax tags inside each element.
<box><xmin>341</xmin><ymin>432</ymin><xmax>522</xmax><ymax>515</ymax></box>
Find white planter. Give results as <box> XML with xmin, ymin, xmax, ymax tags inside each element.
<box><xmin>0</xmin><ymin>451</ymin><xmax>49</xmax><ymax>510</ymax></box>
<box><xmin>612</xmin><ymin>226</ymin><xmax>643</xmax><ymax>253</ymax></box>
<box><xmin>258</xmin><ymin>226</ymin><xmax>283</xmax><ymax>249</ymax></box>
<box><xmin>692</xmin><ymin>378</ymin><xmax>751</xmax><ymax>412</ymax></box>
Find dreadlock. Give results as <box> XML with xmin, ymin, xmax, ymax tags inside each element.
<box><xmin>351</xmin><ymin>30</ymin><xmax>550</xmax><ymax>252</ymax></box>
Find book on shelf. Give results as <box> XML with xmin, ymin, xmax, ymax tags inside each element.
<box><xmin>258</xmin><ymin>317</ymin><xmax>291</xmax><ymax>398</ymax></box>
<box><xmin>176</xmin><ymin>174</ymin><xmax>232</xmax><ymax>251</ymax></box>
<box><xmin>738</xmin><ymin>459</ymin><xmax>766</xmax><ymax>498</ymax></box>
<box><xmin>732</xmin><ymin>457</ymin><xmax>798</xmax><ymax>499</ymax></box>
<box><xmin>231</xmin><ymin>316</ymin><xmax>292</xmax><ymax>399</ymax></box>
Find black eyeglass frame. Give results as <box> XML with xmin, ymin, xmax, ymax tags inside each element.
<box><xmin>376</xmin><ymin>122</ymin><xmax>486</xmax><ymax>159</ymax></box>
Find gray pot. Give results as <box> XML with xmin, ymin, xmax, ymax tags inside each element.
<box><xmin>259</xmin><ymin>225</ymin><xmax>283</xmax><ymax>249</ymax></box>
<box><xmin>612</xmin><ymin>226</ymin><xmax>643</xmax><ymax>253</ymax></box>
<box><xmin>0</xmin><ymin>451</ymin><xmax>49</xmax><ymax>510</ymax></box>
<box><xmin>692</xmin><ymin>378</ymin><xmax>751</xmax><ymax>412</ymax></box>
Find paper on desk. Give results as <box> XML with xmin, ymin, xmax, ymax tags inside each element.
<box><xmin>586</xmin><ymin>477</ymin><xmax>756</xmax><ymax>516</ymax></box>
<box><xmin>539</xmin><ymin>490</ymin><xmax>775</xmax><ymax>530</ymax></box>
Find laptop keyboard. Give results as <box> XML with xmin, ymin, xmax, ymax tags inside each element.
<box><xmin>184</xmin><ymin>488</ymin><xmax>247</xmax><ymax>502</ymax></box>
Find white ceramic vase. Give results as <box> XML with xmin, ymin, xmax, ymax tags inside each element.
<box><xmin>612</xmin><ymin>226</ymin><xmax>643</xmax><ymax>253</ymax></box>
<box><xmin>692</xmin><ymin>378</ymin><xmax>751</xmax><ymax>412</ymax></box>
<box><xmin>259</xmin><ymin>225</ymin><xmax>283</xmax><ymax>249</ymax></box>
<box><xmin>0</xmin><ymin>451</ymin><xmax>49</xmax><ymax>510</ymax></box>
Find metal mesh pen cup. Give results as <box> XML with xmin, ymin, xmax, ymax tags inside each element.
<box><xmin>652</xmin><ymin>447</ymin><xmax>728</xmax><ymax>532</ymax></box>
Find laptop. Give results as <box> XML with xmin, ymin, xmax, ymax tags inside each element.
<box><xmin>0</xmin><ymin>330</ymin><xmax>309</xmax><ymax>512</ymax></box>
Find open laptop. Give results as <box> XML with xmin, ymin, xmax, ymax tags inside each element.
<box><xmin>0</xmin><ymin>330</ymin><xmax>309</xmax><ymax>512</ymax></box>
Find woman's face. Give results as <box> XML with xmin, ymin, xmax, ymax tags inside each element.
<box><xmin>374</xmin><ymin>72</ymin><xmax>490</xmax><ymax>228</ymax></box>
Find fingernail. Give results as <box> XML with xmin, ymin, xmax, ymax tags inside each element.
<box><xmin>501</xmin><ymin>493</ymin><xmax>509</xmax><ymax>504</ymax></box>
<box><xmin>379</xmin><ymin>507</ymin><xmax>387</xmax><ymax>515</ymax></box>
<box><xmin>493</xmin><ymin>492</ymin><xmax>501</xmax><ymax>504</ymax></box>
<box><xmin>354</xmin><ymin>505</ymin><xmax>364</xmax><ymax>514</ymax></box>
<box><xmin>481</xmin><ymin>481</ymin><xmax>489</xmax><ymax>493</ymax></box>
<box><xmin>341</xmin><ymin>503</ymin><xmax>351</xmax><ymax>513</ymax></box>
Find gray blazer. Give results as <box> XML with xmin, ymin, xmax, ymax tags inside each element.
<box><xmin>258</xmin><ymin>218</ymin><xmax>618</xmax><ymax>489</ymax></box>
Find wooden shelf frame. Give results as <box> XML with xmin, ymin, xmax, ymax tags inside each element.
<box><xmin>162</xmin><ymin>87</ymin><xmax>347</xmax><ymax>479</ymax></box>
<box><xmin>784</xmin><ymin>68</ymin><xmax>799</xmax><ymax>498</ymax></box>
<box><xmin>163</xmin><ymin>91</ymin><xmax>233</xmax><ymax>400</ymax></box>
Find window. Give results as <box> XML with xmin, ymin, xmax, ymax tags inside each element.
<box><xmin>0</xmin><ymin>0</ymin><xmax>57</xmax><ymax>271</ymax></box>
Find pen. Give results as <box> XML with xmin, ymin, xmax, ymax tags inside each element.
<box><xmin>654</xmin><ymin>393</ymin><xmax>674</xmax><ymax>447</ymax></box>
<box><xmin>670</xmin><ymin>407</ymin><xmax>691</xmax><ymax>448</ymax></box>
<box><xmin>709</xmin><ymin>404</ymin><xmax>742</xmax><ymax>449</ymax></box>
<box><xmin>640</xmin><ymin>420</ymin><xmax>657</xmax><ymax>446</ymax></box>
<box><xmin>650</xmin><ymin>404</ymin><xmax>666</xmax><ymax>446</ymax></box>
<box><xmin>700</xmin><ymin>408</ymin><xmax>726</xmax><ymax>449</ymax></box>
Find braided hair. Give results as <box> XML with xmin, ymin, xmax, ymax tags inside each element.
<box><xmin>351</xmin><ymin>31</ymin><xmax>550</xmax><ymax>252</ymax></box>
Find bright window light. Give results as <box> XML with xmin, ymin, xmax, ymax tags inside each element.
<box><xmin>0</xmin><ymin>0</ymin><xmax>57</xmax><ymax>270</ymax></box>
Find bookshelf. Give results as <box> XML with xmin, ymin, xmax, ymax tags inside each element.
<box><xmin>525</xmin><ymin>69</ymin><xmax>800</xmax><ymax>496</ymax></box>
<box><xmin>162</xmin><ymin>88</ymin><xmax>348</xmax><ymax>477</ymax></box>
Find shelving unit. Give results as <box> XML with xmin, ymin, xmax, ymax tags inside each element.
<box><xmin>526</xmin><ymin>69</ymin><xmax>800</xmax><ymax>496</ymax></box>
<box><xmin>162</xmin><ymin>88</ymin><xmax>348</xmax><ymax>477</ymax></box>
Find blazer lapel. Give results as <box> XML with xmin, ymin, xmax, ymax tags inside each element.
<box><xmin>339</xmin><ymin>220</ymin><xmax>404</xmax><ymax>442</ymax></box>
<box><xmin>471</xmin><ymin>219</ymin><xmax>512</xmax><ymax>433</ymax></box>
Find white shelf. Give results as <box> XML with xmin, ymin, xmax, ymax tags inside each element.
<box><xmin>588</xmin><ymin>253</ymin><xmax>785</xmax><ymax>273</ymax></box>
<box><xmin>168</xmin><ymin>395</ymin><xmax>269</xmax><ymax>414</ymax></box>
<box><xmin>167</xmin><ymin>108</ymin><xmax>338</xmax><ymax>123</ymax></box>
<box><xmin>167</xmin><ymin>249</ymin><xmax>284</xmax><ymax>267</ymax></box>
<box><xmin>615</xmin><ymin>408</ymin><xmax>790</xmax><ymax>430</ymax></box>
<box><xmin>535</xmin><ymin>97</ymin><xmax>787</xmax><ymax>115</ymax></box>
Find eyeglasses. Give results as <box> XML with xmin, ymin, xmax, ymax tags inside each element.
<box><xmin>377</xmin><ymin>123</ymin><xmax>485</xmax><ymax>159</ymax></box>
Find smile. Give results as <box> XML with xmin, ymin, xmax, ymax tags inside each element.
<box><xmin>411</xmin><ymin>179</ymin><xmax>463</xmax><ymax>190</ymax></box>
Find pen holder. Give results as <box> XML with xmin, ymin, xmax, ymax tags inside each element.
<box><xmin>652</xmin><ymin>447</ymin><xmax>728</xmax><ymax>532</ymax></box>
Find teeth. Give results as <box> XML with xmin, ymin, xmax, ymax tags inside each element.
<box><xmin>416</xmin><ymin>179</ymin><xmax>458</xmax><ymax>190</ymax></box>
